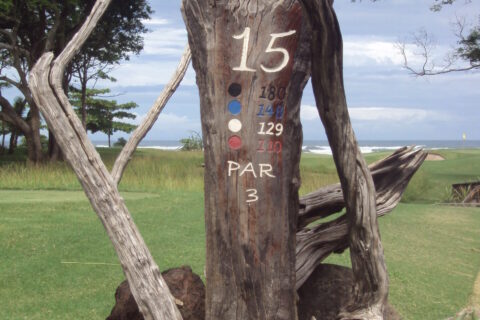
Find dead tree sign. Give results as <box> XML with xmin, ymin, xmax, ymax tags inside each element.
<box><xmin>183</xmin><ymin>1</ymin><xmax>310</xmax><ymax>319</ymax></box>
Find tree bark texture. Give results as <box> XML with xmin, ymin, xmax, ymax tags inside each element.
<box><xmin>28</xmin><ymin>104</ymin><xmax>44</xmax><ymax>163</ymax></box>
<box><xmin>296</xmin><ymin>147</ymin><xmax>427</xmax><ymax>289</ymax></box>
<box><xmin>8</xmin><ymin>129</ymin><xmax>17</xmax><ymax>154</ymax></box>
<box><xmin>28</xmin><ymin>1</ymin><xmax>182</xmax><ymax>319</ymax></box>
<box><xmin>299</xmin><ymin>1</ymin><xmax>389</xmax><ymax>318</ymax></box>
<box><xmin>1</xmin><ymin>120</ymin><xmax>5</xmax><ymax>152</ymax></box>
<box><xmin>182</xmin><ymin>2</ymin><xmax>310</xmax><ymax>319</ymax></box>
<box><xmin>48</xmin><ymin>131</ymin><xmax>63</xmax><ymax>161</ymax></box>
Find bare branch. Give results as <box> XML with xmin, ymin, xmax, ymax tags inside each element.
<box><xmin>398</xmin><ymin>18</ymin><xmax>480</xmax><ymax>76</ymax></box>
<box><xmin>0</xmin><ymin>75</ymin><xmax>21</xmax><ymax>89</ymax></box>
<box><xmin>111</xmin><ymin>45</ymin><xmax>191</xmax><ymax>185</ymax></box>
<box><xmin>0</xmin><ymin>95</ymin><xmax>30</xmax><ymax>133</ymax></box>
<box><xmin>0</xmin><ymin>29</ymin><xmax>15</xmax><ymax>43</ymax></box>
<box><xmin>44</xmin><ymin>6</ymin><xmax>62</xmax><ymax>52</ymax></box>
<box><xmin>0</xmin><ymin>42</ymin><xmax>31</xmax><ymax>59</ymax></box>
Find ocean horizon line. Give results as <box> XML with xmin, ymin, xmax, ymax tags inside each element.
<box><xmin>92</xmin><ymin>139</ymin><xmax>480</xmax><ymax>155</ymax></box>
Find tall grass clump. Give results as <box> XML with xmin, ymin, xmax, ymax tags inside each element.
<box><xmin>0</xmin><ymin>148</ymin><xmax>205</xmax><ymax>192</ymax></box>
<box><xmin>299</xmin><ymin>153</ymin><xmax>339</xmax><ymax>195</ymax></box>
<box><xmin>119</xmin><ymin>150</ymin><xmax>204</xmax><ymax>192</ymax></box>
<box><xmin>401</xmin><ymin>170</ymin><xmax>431</xmax><ymax>203</ymax></box>
<box><xmin>0</xmin><ymin>161</ymin><xmax>80</xmax><ymax>190</ymax></box>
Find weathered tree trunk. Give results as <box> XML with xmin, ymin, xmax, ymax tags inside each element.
<box><xmin>48</xmin><ymin>131</ymin><xmax>63</xmax><ymax>161</ymax></box>
<box><xmin>28</xmin><ymin>104</ymin><xmax>44</xmax><ymax>163</ymax></box>
<box><xmin>81</xmin><ymin>68</ymin><xmax>88</xmax><ymax>130</ymax></box>
<box><xmin>28</xmin><ymin>1</ymin><xmax>182</xmax><ymax>319</ymax></box>
<box><xmin>296</xmin><ymin>147</ymin><xmax>427</xmax><ymax>289</ymax></box>
<box><xmin>182</xmin><ymin>1</ymin><xmax>310</xmax><ymax>319</ymax></box>
<box><xmin>1</xmin><ymin>120</ymin><xmax>5</xmax><ymax>152</ymax></box>
<box><xmin>8</xmin><ymin>129</ymin><xmax>17</xmax><ymax>154</ymax></box>
<box><xmin>299</xmin><ymin>1</ymin><xmax>388</xmax><ymax>318</ymax></box>
<box><xmin>0</xmin><ymin>96</ymin><xmax>39</xmax><ymax>160</ymax></box>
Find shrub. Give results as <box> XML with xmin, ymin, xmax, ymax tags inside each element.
<box><xmin>114</xmin><ymin>137</ymin><xmax>127</xmax><ymax>147</ymax></box>
<box><xmin>180</xmin><ymin>131</ymin><xmax>203</xmax><ymax>151</ymax></box>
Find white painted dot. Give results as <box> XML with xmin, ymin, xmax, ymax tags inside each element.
<box><xmin>228</xmin><ymin>119</ymin><xmax>242</xmax><ymax>133</ymax></box>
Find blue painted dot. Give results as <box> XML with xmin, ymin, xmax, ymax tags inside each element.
<box><xmin>228</xmin><ymin>100</ymin><xmax>242</xmax><ymax>115</ymax></box>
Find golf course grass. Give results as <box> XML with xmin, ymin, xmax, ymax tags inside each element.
<box><xmin>0</xmin><ymin>148</ymin><xmax>479</xmax><ymax>319</ymax></box>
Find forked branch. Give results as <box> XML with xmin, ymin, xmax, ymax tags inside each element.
<box><xmin>28</xmin><ymin>0</ymin><xmax>182</xmax><ymax>319</ymax></box>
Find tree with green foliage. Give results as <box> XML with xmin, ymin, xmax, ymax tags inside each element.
<box><xmin>0</xmin><ymin>0</ymin><xmax>151</xmax><ymax>161</ymax></box>
<box><xmin>0</xmin><ymin>94</ymin><xmax>27</xmax><ymax>155</ymax></box>
<box><xmin>70</xmin><ymin>0</ymin><xmax>151</xmax><ymax>129</ymax></box>
<box><xmin>113</xmin><ymin>137</ymin><xmax>127</xmax><ymax>147</ymax></box>
<box><xmin>69</xmin><ymin>87</ymin><xmax>137</xmax><ymax>147</ymax></box>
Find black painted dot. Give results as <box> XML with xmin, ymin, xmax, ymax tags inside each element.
<box><xmin>228</xmin><ymin>83</ymin><xmax>242</xmax><ymax>97</ymax></box>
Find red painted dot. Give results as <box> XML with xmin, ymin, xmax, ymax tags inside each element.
<box><xmin>228</xmin><ymin>135</ymin><xmax>242</xmax><ymax>150</ymax></box>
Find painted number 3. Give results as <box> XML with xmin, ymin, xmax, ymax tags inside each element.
<box><xmin>246</xmin><ymin>189</ymin><xmax>259</xmax><ymax>203</ymax></box>
<box><xmin>233</xmin><ymin>27</ymin><xmax>296</xmax><ymax>73</ymax></box>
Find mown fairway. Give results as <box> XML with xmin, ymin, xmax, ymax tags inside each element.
<box><xmin>0</xmin><ymin>148</ymin><xmax>479</xmax><ymax>319</ymax></box>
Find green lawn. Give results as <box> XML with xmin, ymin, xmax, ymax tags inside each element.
<box><xmin>0</xmin><ymin>148</ymin><xmax>479</xmax><ymax>319</ymax></box>
<box><xmin>0</xmin><ymin>189</ymin><xmax>205</xmax><ymax>320</ymax></box>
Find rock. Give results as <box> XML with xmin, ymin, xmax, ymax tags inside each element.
<box><xmin>106</xmin><ymin>266</ymin><xmax>205</xmax><ymax>320</ymax></box>
<box><xmin>108</xmin><ymin>264</ymin><xmax>401</xmax><ymax>320</ymax></box>
<box><xmin>297</xmin><ymin>264</ymin><xmax>402</xmax><ymax>320</ymax></box>
<box><xmin>106</xmin><ymin>280</ymin><xmax>143</xmax><ymax>320</ymax></box>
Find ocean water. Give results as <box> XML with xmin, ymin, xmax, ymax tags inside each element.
<box><xmin>93</xmin><ymin>140</ymin><xmax>480</xmax><ymax>154</ymax></box>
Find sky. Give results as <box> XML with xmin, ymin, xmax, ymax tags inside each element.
<box><xmin>7</xmin><ymin>0</ymin><xmax>480</xmax><ymax>142</ymax></box>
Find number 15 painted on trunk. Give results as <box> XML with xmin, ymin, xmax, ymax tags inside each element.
<box><xmin>232</xmin><ymin>27</ymin><xmax>297</xmax><ymax>73</ymax></box>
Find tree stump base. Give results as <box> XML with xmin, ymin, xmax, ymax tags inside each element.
<box><xmin>297</xmin><ymin>264</ymin><xmax>402</xmax><ymax>320</ymax></box>
<box><xmin>106</xmin><ymin>266</ymin><xmax>205</xmax><ymax>320</ymax></box>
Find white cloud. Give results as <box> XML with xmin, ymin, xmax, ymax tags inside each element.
<box><xmin>142</xmin><ymin>28</ymin><xmax>188</xmax><ymax>56</ymax></box>
<box><xmin>106</xmin><ymin>61</ymin><xmax>196</xmax><ymax>87</ymax></box>
<box><xmin>301</xmin><ymin>105</ymin><xmax>319</xmax><ymax>121</ymax></box>
<box><xmin>150</xmin><ymin>113</ymin><xmax>201</xmax><ymax>138</ymax></box>
<box><xmin>119</xmin><ymin>111</ymin><xmax>200</xmax><ymax>139</ymax></box>
<box><xmin>349</xmin><ymin>107</ymin><xmax>447</xmax><ymax>123</ymax></box>
<box><xmin>344</xmin><ymin>39</ymin><xmax>403</xmax><ymax>67</ymax></box>
<box><xmin>342</xmin><ymin>36</ymin><xmax>455</xmax><ymax>71</ymax></box>
<box><xmin>100</xmin><ymin>25</ymin><xmax>191</xmax><ymax>88</ymax></box>
<box><xmin>142</xmin><ymin>18</ymin><xmax>169</xmax><ymax>26</ymax></box>
<box><xmin>301</xmin><ymin>105</ymin><xmax>448</xmax><ymax>123</ymax></box>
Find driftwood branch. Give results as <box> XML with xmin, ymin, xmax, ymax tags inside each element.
<box><xmin>298</xmin><ymin>146</ymin><xmax>427</xmax><ymax>229</ymax></box>
<box><xmin>112</xmin><ymin>45</ymin><xmax>191</xmax><ymax>185</ymax></box>
<box><xmin>299</xmin><ymin>1</ymin><xmax>388</xmax><ymax>318</ymax></box>
<box><xmin>28</xmin><ymin>1</ymin><xmax>182</xmax><ymax>319</ymax></box>
<box><xmin>463</xmin><ymin>185</ymin><xmax>480</xmax><ymax>204</ymax></box>
<box><xmin>296</xmin><ymin>146</ymin><xmax>427</xmax><ymax>289</ymax></box>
